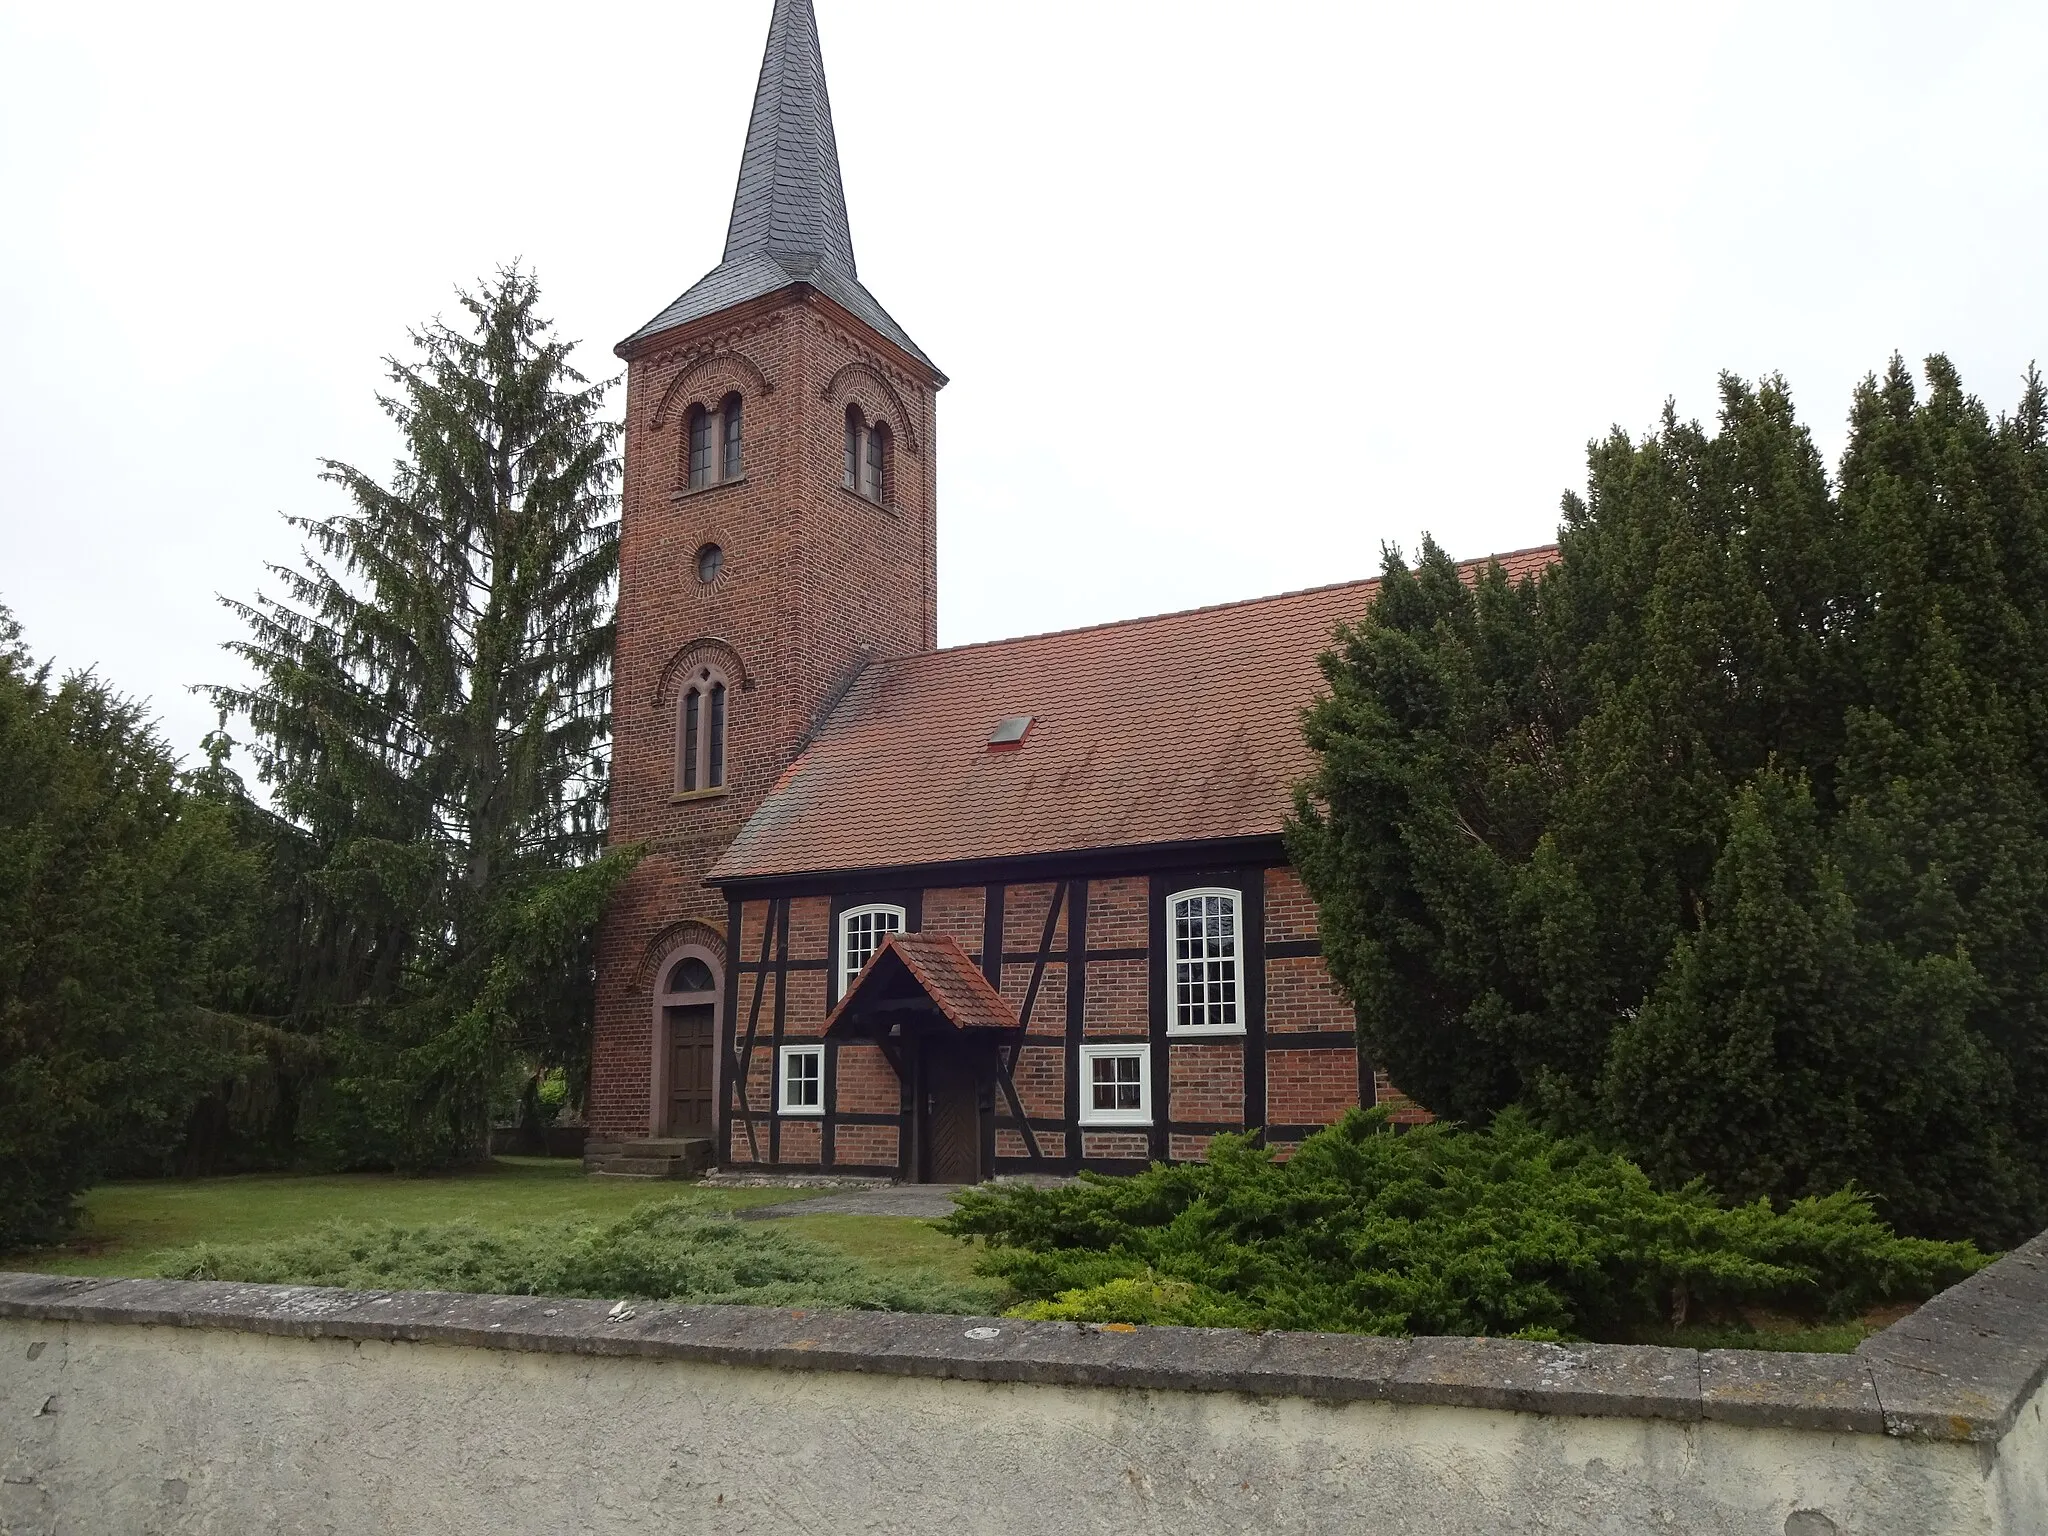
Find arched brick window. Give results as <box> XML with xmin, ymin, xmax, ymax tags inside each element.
<box><xmin>720</xmin><ymin>392</ymin><xmax>744</xmax><ymax>479</ymax></box>
<box><xmin>686</xmin><ymin>396</ymin><xmax>744</xmax><ymax>492</ymax></box>
<box><xmin>677</xmin><ymin>663</ymin><xmax>730</xmax><ymax>794</ymax></box>
<box><xmin>844</xmin><ymin>405</ymin><xmax>891</xmax><ymax>505</ymax></box>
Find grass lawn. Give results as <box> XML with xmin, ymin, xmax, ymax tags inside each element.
<box><xmin>3</xmin><ymin>1160</ymin><xmax>818</xmax><ymax>1280</ymax></box>
<box><xmin>772</xmin><ymin>1211</ymin><xmax>987</xmax><ymax>1287</ymax></box>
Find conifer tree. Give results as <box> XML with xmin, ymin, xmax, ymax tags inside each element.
<box><xmin>0</xmin><ymin>603</ymin><xmax>265</xmax><ymax>1246</ymax></box>
<box><xmin>212</xmin><ymin>269</ymin><xmax>635</xmax><ymax>1169</ymax></box>
<box><xmin>1289</xmin><ymin>360</ymin><xmax>2048</xmax><ymax>1244</ymax></box>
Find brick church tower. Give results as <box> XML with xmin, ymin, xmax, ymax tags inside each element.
<box><xmin>589</xmin><ymin>0</ymin><xmax>944</xmax><ymax>1144</ymax></box>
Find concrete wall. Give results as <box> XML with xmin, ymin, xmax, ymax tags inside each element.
<box><xmin>2</xmin><ymin>1231</ymin><xmax>2044</xmax><ymax>1536</ymax></box>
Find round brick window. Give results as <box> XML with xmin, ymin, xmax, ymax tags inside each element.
<box><xmin>695</xmin><ymin>543</ymin><xmax>724</xmax><ymax>586</ymax></box>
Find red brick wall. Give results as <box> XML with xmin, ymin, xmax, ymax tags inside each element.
<box><xmin>1000</xmin><ymin>1129</ymin><xmax>1068</xmax><ymax>1160</ymax></box>
<box><xmin>834</xmin><ymin>1123</ymin><xmax>899</xmax><ymax>1167</ymax></box>
<box><xmin>1002</xmin><ymin>882</ymin><xmax>1069</xmax><ymax>953</ymax></box>
<box><xmin>1168</xmin><ymin>1042</ymin><xmax>1243</xmax><ymax>1124</ymax></box>
<box><xmin>778</xmin><ymin>1120</ymin><xmax>823</xmax><ymax>1165</ymax></box>
<box><xmin>1266</xmin><ymin>955</ymin><xmax>1356</xmax><ymax>1034</ymax></box>
<box><xmin>1000</xmin><ymin>962</ymin><xmax>1067</xmax><ymax>1038</ymax></box>
<box><xmin>1268</xmin><ymin>1048</ymin><xmax>1360</xmax><ymax>1127</ymax></box>
<box><xmin>1082</xmin><ymin>1131</ymin><xmax>1149</xmax><ymax>1162</ymax></box>
<box><xmin>788</xmin><ymin>898</ymin><xmax>831</xmax><ymax>964</ymax></box>
<box><xmin>835</xmin><ymin>1044</ymin><xmax>899</xmax><ymax>1116</ymax></box>
<box><xmin>592</xmin><ymin>289</ymin><xmax>941</xmax><ymax>1141</ymax></box>
<box><xmin>1264</xmin><ymin>867</ymin><xmax>1319</xmax><ymax>943</ymax></box>
<box><xmin>1372</xmin><ymin>1069</ymin><xmax>1434</xmax><ymax>1126</ymax></box>
<box><xmin>1083</xmin><ymin>959</ymin><xmax>1146</xmax><ymax>1038</ymax></box>
<box><xmin>920</xmin><ymin>886</ymin><xmax>985</xmax><ymax>958</ymax></box>
<box><xmin>1013</xmin><ymin>1043</ymin><xmax>1066</xmax><ymax>1121</ymax></box>
<box><xmin>1087</xmin><ymin>878</ymin><xmax>1147</xmax><ymax>950</ymax></box>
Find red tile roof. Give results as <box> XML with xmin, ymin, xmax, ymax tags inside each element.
<box><xmin>712</xmin><ymin>546</ymin><xmax>1558</xmax><ymax>883</ymax></box>
<box><xmin>824</xmin><ymin>933</ymin><xmax>1020</xmax><ymax>1036</ymax></box>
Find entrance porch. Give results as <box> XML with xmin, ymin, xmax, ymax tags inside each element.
<box><xmin>824</xmin><ymin>933</ymin><xmax>1025</xmax><ymax>1185</ymax></box>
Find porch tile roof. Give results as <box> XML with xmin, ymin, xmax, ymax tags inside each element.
<box><xmin>710</xmin><ymin>546</ymin><xmax>1558</xmax><ymax>884</ymax></box>
<box><xmin>824</xmin><ymin>933</ymin><xmax>1019</xmax><ymax>1036</ymax></box>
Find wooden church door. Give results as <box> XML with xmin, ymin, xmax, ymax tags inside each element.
<box><xmin>666</xmin><ymin>1004</ymin><xmax>716</xmax><ymax>1139</ymax></box>
<box><xmin>922</xmin><ymin>1045</ymin><xmax>982</xmax><ymax>1185</ymax></box>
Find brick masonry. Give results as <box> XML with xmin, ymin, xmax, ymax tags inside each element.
<box><xmin>697</xmin><ymin>869</ymin><xmax>1410</xmax><ymax>1177</ymax></box>
<box><xmin>589</xmin><ymin>190</ymin><xmax>1424</xmax><ymax>1173</ymax></box>
<box><xmin>593</xmin><ymin>286</ymin><xmax>942</xmax><ymax>1142</ymax></box>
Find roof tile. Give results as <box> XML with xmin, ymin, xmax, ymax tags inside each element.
<box><xmin>824</xmin><ymin>933</ymin><xmax>1020</xmax><ymax>1035</ymax></box>
<box><xmin>712</xmin><ymin>546</ymin><xmax>1558</xmax><ymax>883</ymax></box>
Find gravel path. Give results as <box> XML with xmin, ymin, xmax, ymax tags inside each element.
<box><xmin>740</xmin><ymin>1185</ymin><xmax>972</xmax><ymax>1220</ymax></box>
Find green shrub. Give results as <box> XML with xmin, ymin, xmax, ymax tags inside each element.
<box><xmin>153</xmin><ymin>1199</ymin><xmax>1003</xmax><ymax>1314</ymax></box>
<box><xmin>942</xmin><ymin>1109</ymin><xmax>1988</xmax><ymax>1341</ymax></box>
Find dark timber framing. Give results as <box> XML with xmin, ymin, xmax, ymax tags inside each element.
<box><xmin>711</xmin><ymin>837</ymin><xmax>1366</xmax><ymax>1179</ymax></box>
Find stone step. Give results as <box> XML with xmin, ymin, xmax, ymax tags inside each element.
<box><xmin>581</xmin><ymin>1136</ymin><xmax>717</xmax><ymax>1181</ymax></box>
<box><xmin>598</xmin><ymin>1156</ymin><xmax>687</xmax><ymax>1177</ymax></box>
<box><xmin>621</xmin><ymin>1139</ymin><xmax>715</xmax><ymax>1159</ymax></box>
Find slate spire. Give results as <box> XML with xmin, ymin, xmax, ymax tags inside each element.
<box><xmin>723</xmin><ymin>0</ymin><xmax>857</xmax><ymax>280</ymax></box>
<box><xmin>619</xmin><ymin>0</ymin><xmax>936</xmax><ymax>374</ymax></box>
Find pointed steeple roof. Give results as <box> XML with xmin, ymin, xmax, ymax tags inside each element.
<box><xmin>721</xmin><ymin>0</ymin><xmax>855</xmax><ymax>277</ymax></box>
<box><xmin>619</xmin><ymin>0</ymin><xmax>937</xmax><ymax>374</ymax></box>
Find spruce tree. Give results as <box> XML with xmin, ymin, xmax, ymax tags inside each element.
<box><xmin>211</xmin><ymin>269</ymin><xmax>635</xmax><ymax>1169</ymax></box>
<box><xmin>1289</xmin><ymin>360</ymin><xmax>2048</xmax><ymax>1244</ymax></box>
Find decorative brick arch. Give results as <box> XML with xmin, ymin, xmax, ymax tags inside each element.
<box><xmin>643</xmin><ymin>923</ymin><xmax>728</xmax><ymax>1140</ymax></box>
<box><xmin>653</xmin><ymin>637</ymin><xmax>754</xmax><ymax>709</ymax></box>
<box><xmin>651</xmin><ymin>348</ymin><xmax>775</xmax><ymax>430</ymax></box>
<box><xmin>636</xmin><ymin>919</ymin><xmax>729</xmax><ymax>992</ymax></box>
<box><xmin>821</xmin><ymin>361</ymin><xmax>921</xmax><ymax>456</ymax></box>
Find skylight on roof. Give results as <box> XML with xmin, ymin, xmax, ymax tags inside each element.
<box><xmin>988</xmin><ymin>715</ymin><xmax>1034</xmax><ymax>749</ymax></box>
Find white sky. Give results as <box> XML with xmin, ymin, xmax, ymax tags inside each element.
<box><xmin>2</xmin><ymin>0</ymin><xmax>2045</xmax><ymax>763</ymax></box>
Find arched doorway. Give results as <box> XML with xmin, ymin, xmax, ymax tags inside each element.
<box><xmin>656</xmin><ymin>950</ymin><xmax>721</xmax><ymax>1140</ymax></box>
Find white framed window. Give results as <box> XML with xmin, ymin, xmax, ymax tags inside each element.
<box><xmin>839</xmin><ymin>903</ymin><xmax>906</xmax><ymax>995</ymax></box>
<box><xmin>778</xmin><ymin>1044</ymin><xmax>824</xmax><ymax>1116</ymax></box>
<box><xmin>1079</xmin><ymin>1044</ymin><xmax>1152</xmax><ymax>1127</ymax></box>
<box><xmin>1167</xmin><ymin>887</ymin><xmax>1244</xmax><ymax>1035</ymax></box>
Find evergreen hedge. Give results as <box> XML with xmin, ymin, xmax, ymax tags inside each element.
<box><xmin>941</xmin><ymin>1110</ymin><xmax>1986</xmax><ymax>1341</ymax></box>
<box><xmin>1288</xmin><ymin>359</ymin><xmax>2048</xmax><ymax>1245</ymax></box>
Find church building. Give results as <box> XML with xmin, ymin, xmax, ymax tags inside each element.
<box><xmin>588</xmin><ymin>0</ymin><xmax>1552</xmax><ymax>1181</ymax></box>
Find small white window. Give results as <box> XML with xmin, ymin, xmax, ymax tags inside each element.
<box><xmin>1167</xmin><ymin>887</ymin><xmax>1244</xmax><ymax>1035</ymax></box>
<box><xmin>778</xmin><ymin>1044</ymin><xmax>824</xmax><ymax>1116</ymax></box>
<box><xmin>839</xmin><ymin>903</ymin><xmax>906</xmax><ymax>995</ymax></box>
<box><xmin>1079</xmin><ymin>1045</ymin><xmax>1151</xmax><ymax>1127</ymax></box>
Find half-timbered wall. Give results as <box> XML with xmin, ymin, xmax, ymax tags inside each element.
<box><xmin>718</xmin><ymin>860</ymin><xmax>1375</xmax><ymax>1176</ymax></box>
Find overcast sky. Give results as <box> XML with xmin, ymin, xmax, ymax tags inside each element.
<box><xmin>3</xmin><ymin>0</ymin><xmax>2045</xmax><ymax>763</ymax></box>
